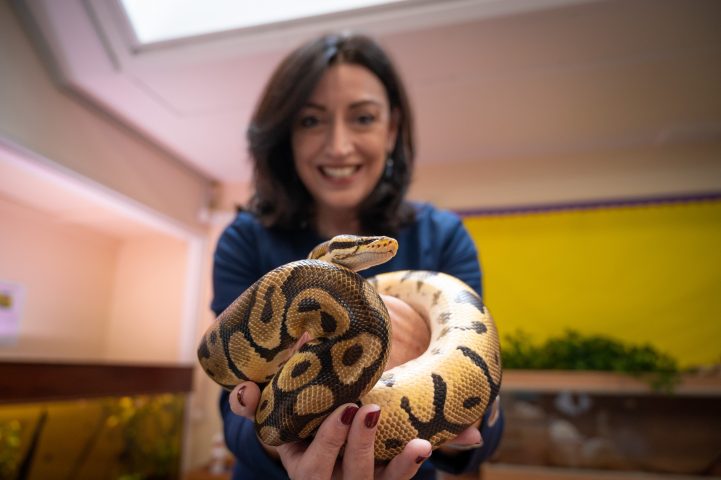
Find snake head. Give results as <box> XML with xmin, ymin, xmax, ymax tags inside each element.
<box><xmin>309</xmin><ymin>235</ymin><xmax>398</xmax><ymax>272</ymax></box>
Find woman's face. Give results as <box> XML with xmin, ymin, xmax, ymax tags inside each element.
<box><xmin>291</xmin><ymin>63</ymin><xmax>398</xmax><ymax>217</ymax></box>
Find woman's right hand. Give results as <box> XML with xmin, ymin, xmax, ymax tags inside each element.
<box><xmin>229</xmin><ymin>382</ymin><xmax>432</xmax><ymax>480</ymax></box>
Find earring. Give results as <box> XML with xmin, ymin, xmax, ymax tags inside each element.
<box><xmin>384</xmin><ymin>156</ymin><xmax>394</xmax><ymax>180</ymax></box>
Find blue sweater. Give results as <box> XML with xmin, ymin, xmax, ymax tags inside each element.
<box><xmin>211</xmin><ymin>202</ymin><xmax>503</xmax><ymax>479</ymax></box>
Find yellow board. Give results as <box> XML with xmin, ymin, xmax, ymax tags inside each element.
<box><xmin>463</xmin><ymin>199</ymin><xmax>721</xmax><ymax>367</ymax></box>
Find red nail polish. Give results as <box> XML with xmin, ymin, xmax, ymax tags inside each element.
<box><xmin>341</xmin><ymin>405</ymin><xmax>359</xmax><ymax>425</ymax></box>
<box><xmin>364</xmin><ymin>410</ymin><xmax>381</xmax><ymax>429</ymax></box>
<box><xmin>236</xmin><ymin>386</ymin><xmax>246</xmax><ymax>407</ymax></box>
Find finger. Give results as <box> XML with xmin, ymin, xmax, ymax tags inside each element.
<box><xmin>443</xmin><ymin>425</ymin><xmax>482</xmax><ymax>450</ymax></box>
<box><xmin>280</xmin><ymin>403</ymin><xmax>358</xmax><ymax>478</ymax></box>
<box><xmin>488</xmin><ymin>395</ymin><xmax>501</xmax><ymax>427</ymax></box>
<box><xmin>228</xmin><ymin>382</ymin><xmax>261</xmax><ymax>419</ymax></box>
<box><xmin>377</xmin><ymin>438</ymin><xmax>432</xmax><ymax>480</ymax></box>
<box><xmin>342</xmin><ymin>404</ymin><xmax>381</xmax><ymax>479</ymax></box>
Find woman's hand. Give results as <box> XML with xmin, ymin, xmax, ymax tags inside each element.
<box><xmin>226</xmin><ymin>294</ymin><xmax>485</xmax><ymax>478</ymax></box>
<box><xmin>229</xmin><ymin>382</ymin><xmax>432</xmax><ymax>479</ymax></box>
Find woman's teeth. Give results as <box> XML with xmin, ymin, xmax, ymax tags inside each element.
<box><xmin>321</xmin><ymin>166</ymin><xmax>358</xmax><ymax>178</ymax></box>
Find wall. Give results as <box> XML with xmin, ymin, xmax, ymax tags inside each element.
<box><xmin>0</xmin><ymin>2</ymin><xmax>212</xmax><ymax>232</ymax></box>
<box><xmin>465</xmin><ymin>198</ymin><xmax>721</xmax><ymax>368</ymax></box>
<box><xmin>408</xmin><ymin>141</ymin><xmax>721</xmax><ymax>211</ymax></box>
<box><xmin>410</xmin><ymin>141</ymin><xmax>721</xmax><ymax>368</ymax></box>
<box><xmin>216</xmin><ymin>140</ymin><xmax>721</xmax><ymax>214</ymax></box>
<box><xmin>0</xmin><ymin>190</ymin><xmax>203</xmax><ymax>364</ymax></box>
<box><xmin>105</xmin><ymin>236</ymin><xmax>189</xmax><ymax>363</ymax></box>
<box><xmin>0</xmin><ymin>193</ymin><xmax>118</xmax><ymax>359</ymax></box>
<box><xmin>0</xmin><ymin>0</ymin><xmax>212</xmax><ymax>364</ymax></box>
<box><xmin>0</xmin><ymin>4</ymin><xmax>215</xmax><ymax>470</ymax></box>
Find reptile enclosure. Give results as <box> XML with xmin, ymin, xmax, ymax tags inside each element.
<box><xmin>481</xmin><ymin>370</ymin><xmax>721</xmax><ymax>479</ymax></box>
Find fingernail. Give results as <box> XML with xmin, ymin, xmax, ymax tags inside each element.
<box><xmin>364</xmin><ymin>409</ymin><xmax>381</xmax><ymax>429</ymax></box>
<box><xmin>236</xmin><ymin>386</ymin><xmax>246</xmax><ymax>407</ymax></box>
<box><xmin>341</xmin><ymin>405</ymin><xmax>359</xmax><ymax>426</ymax></box>
<box><xmin>415</xmin><ymin>453</ymin><xmax>431</xmax><ymax>464</ymax></box>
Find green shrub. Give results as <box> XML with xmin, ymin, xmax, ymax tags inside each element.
<box><xmin>502</xmin><ymin>329</ymin><xmax>680</xmax><ymax>391</ymax></box>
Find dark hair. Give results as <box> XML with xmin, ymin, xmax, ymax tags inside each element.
<box><xmin>245</xmin><ymin>32</ymin><xmax>415</xmax><ymax>235</ymax></box>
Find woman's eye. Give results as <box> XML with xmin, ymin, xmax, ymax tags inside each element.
<box><xmin>356</xmin><ymin>113</ymin><xmax>376</xmax><ymax>125</ymax></box>
<box><xmin>298</xmin><ymin>115</ymin><xmax>320</xmax><ymax>128</ymax></box>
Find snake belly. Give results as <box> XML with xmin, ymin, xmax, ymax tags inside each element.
<box><xmin>198</xmin><ymin>262</ymin><xmax>502</xmax><ymax>460</ymax></box>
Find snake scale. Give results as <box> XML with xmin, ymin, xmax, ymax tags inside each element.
<box><xmin>198</xmin><ymin>235</ymin><xmax>502</xmax><ymax>460</ymax></box>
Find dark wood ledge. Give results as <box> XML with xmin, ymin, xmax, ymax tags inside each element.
<box><xmin>501</xmin><ymin>369</ymin><xmax>721</xmax><ymax>397</ymax></box>
<box><xmin>0</xmin><ymin>361</ymin><xmax>194</xmax><ymax>404</ymax></box>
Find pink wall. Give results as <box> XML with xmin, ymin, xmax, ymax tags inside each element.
<box><xmin>0</xmin><ymin>193</ymin><xmax>197</xmax><ymax>364</ymax></box>
<box><xmin>0</xmin><ymin>194</ymin><xmax>118</xmax><ymax>360</ymax></box>
<box><xmin>105</xmin><ymin>236</ymin><xmax>190</xmax><ymax>363</ymax></box>
<box><xmin>0</xmin><ymin>2</ymin><xmax>212</xmax><ymax>233</ymax></box>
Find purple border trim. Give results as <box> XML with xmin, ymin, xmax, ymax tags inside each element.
<box><xmin>454</xmin><ymin>191</ymin><xmax>721</xmax><ymax>217</ymax></box>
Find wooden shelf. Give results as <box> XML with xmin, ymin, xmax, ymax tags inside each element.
<box><xmin>500</xmin><ymin>370</ymin><xmax>721</xmax><ymax>396</ymax></box>
<box><xmin>0</xmin><ymin>360</ymin><xmax>194</xmax><ymax>404</ymax></box>
<box><xmin>482</xmin><ymin>464</ymin><xmax>710</xmax><ymax>480</ymax></box>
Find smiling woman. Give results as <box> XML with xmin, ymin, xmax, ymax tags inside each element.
<box><xmin>291</xmin><ymin>64</ymin><xmax>399</xmax><ymax>237</ymax></box>
<box><xmin>207</xmin><ymin>32</ymin><xmax>503</xmax><ymax>480</ymax></box>
<box><xmin>245</xmin><ymin>32</ymin><xmax>415</xmax><ymax>238</ymax></box>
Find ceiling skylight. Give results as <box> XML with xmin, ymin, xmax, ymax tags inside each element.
<box><xmin>120</xmin><ymin>0</ymin><xmax>406</xmax><ymax>45</ymax></box>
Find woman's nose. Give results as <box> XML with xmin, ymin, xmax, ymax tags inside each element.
<box><xmin>325</xmin><ymin>120</ymin><xmax>353</xmax><ymax>158</ymax></box>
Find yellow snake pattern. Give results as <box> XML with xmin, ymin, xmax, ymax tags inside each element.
<box><xmin>197</xmin><ymin>235</ymin><xmax>502</xmax><ymax>460</ymax></box>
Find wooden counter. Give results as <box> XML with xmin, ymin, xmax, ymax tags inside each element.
<box><xmin>0</xmin><ymin>360</ymin><xmax>194</xmax><ymax>403</ymax></box>
<box><xmin>500</xmin><ymin>369</ymin><xmax>721</xmax><ymax>396</ymax></box>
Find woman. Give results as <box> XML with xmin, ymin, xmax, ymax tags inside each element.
<box><xmin>211</xmin><ymin>32</ymin><xmax>503</xmax><ymax>479</ymax></box>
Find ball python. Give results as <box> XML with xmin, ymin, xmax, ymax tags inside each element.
<box><xmin>197</xmin><ymin>235</ymin><xmax>502</xmax><ymax>460</ymax></box>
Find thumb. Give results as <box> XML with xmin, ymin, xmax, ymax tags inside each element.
<box><xmin>229</xmin><ymin>382</ymin><xmax>261</xmax><ymax>419</ymax></box>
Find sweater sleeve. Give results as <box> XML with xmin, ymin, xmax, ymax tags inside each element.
<box><xmin>211</xmin><ymin>214</ymin><xmax>263</xmax><ymax>316</ymax></box>
<box><xmin>434</xmin><ymin>208</ymin><xmax>483</xmax><ymax>296</ymax></box>
<box><xmin>220</xmin><ymin>391</ymin><xmax>289</xmax><ymax>479</ymax></box>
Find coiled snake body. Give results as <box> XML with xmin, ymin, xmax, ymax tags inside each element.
<box><xmin>198</xmin><ymin>235</ymin><xmax>502</xmax><ymax>460</ymax></box>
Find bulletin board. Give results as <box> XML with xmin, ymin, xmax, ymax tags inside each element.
<box><xmin>463</xmin><ymin>196</ymin><xmax>721</xmax><ymax>368</ymax></box>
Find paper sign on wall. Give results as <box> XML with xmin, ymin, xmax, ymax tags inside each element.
<box><xmin>0</xmin><ymin>281</ymin><xmax>24</xmax><ymax>343</ymax></box>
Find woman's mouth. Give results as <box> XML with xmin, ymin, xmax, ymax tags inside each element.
<box><xmin>319</xmin><ymin>165</ymin><xmax>360</xmax><ymax>179</ymax></box>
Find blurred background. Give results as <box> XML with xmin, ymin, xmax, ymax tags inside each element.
<box><xmin>1</xmin><ymin>0</ymin><xmax>720</xmax><ymax>478</ymax></box>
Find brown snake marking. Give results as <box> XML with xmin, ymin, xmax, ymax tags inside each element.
<box><xmin>198</xmin><ymin>235</ymin><xmax>502</xmax><ymax>460</ymax></box>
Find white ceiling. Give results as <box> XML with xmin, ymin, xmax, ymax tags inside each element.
<box><xmin>16</xmin><ymin>0</ymin><xmax>721</xmax><ymax>183</ymax></box>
